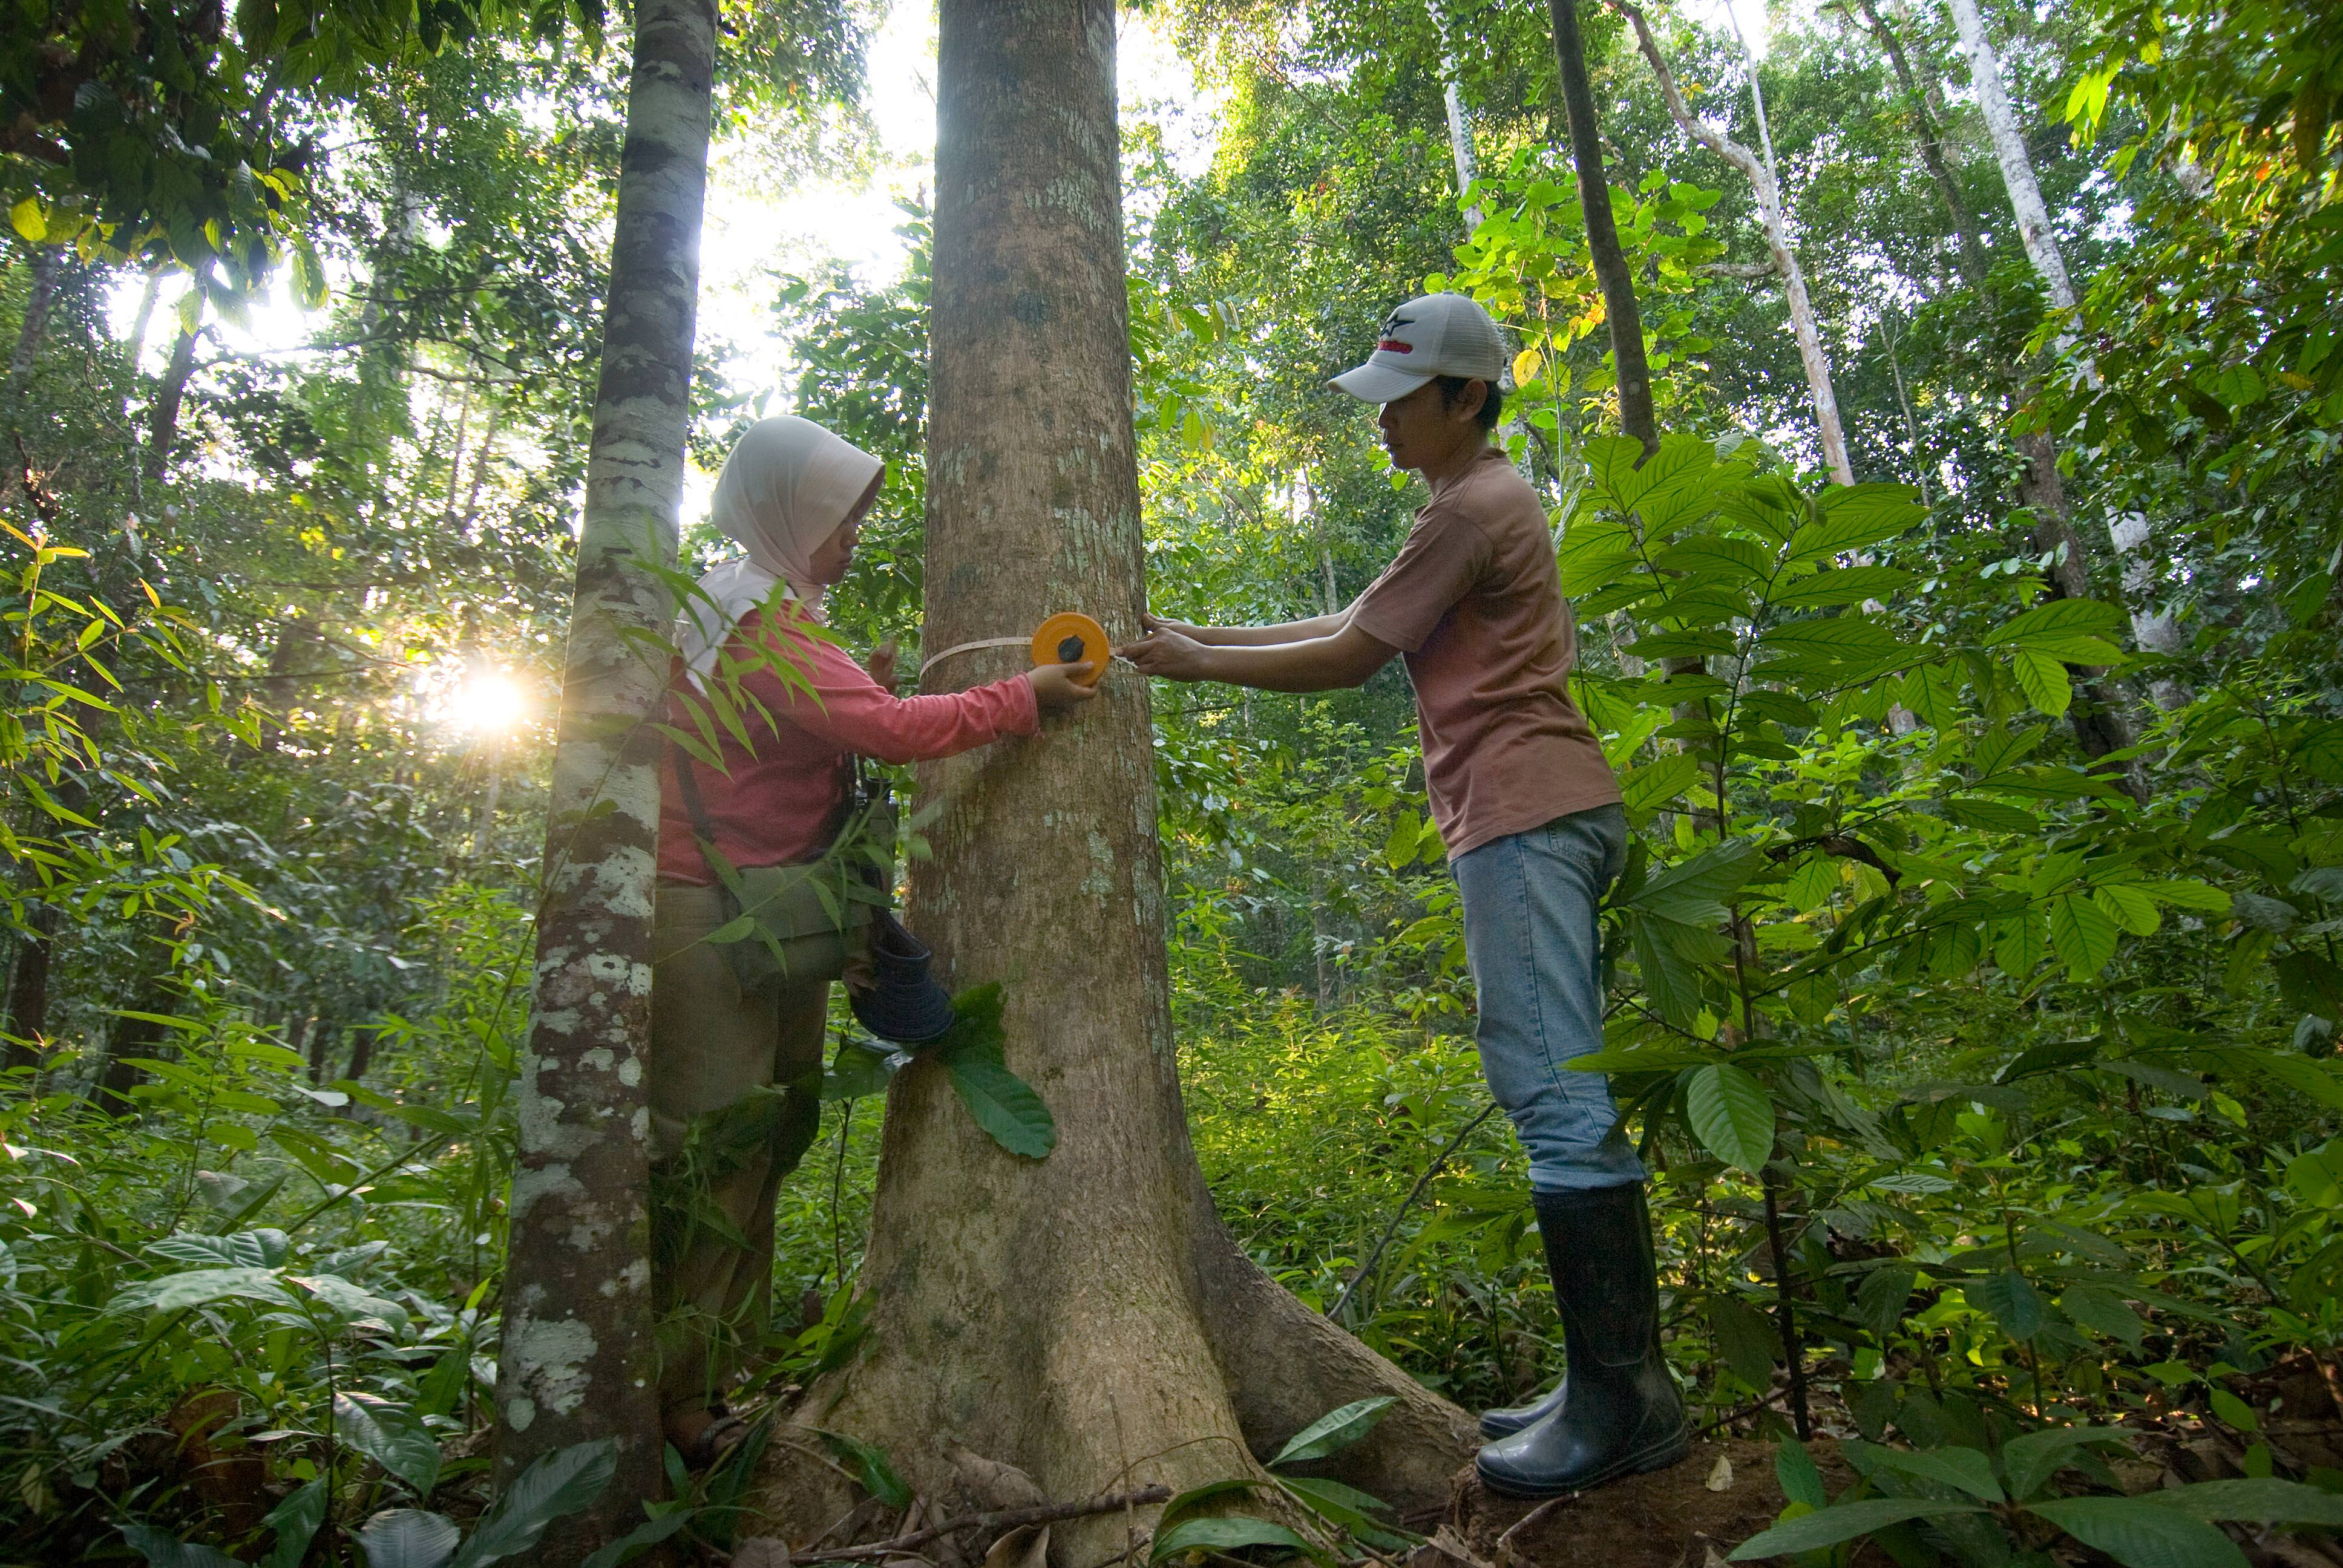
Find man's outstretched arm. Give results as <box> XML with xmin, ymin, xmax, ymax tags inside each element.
<box><xmin>1138</xmin><ymin>605</ymin><xmax>1353</xmax><ymax>647</ymax></box>
<box><xmin>1116</xmin><ymin>621</ymin><xmax>1395</xmax><ymax>693</ymax></box>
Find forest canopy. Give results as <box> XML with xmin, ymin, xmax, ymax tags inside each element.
<box><xmin>1</xmin><ymin>0</ymin><xmax>2340</xmax><ymax>1564</ymax></box>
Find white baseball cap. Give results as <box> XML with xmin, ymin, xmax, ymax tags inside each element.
<box><xmin>1329</xmin><ymin>292</ymin><xmax>1507</xmax><ymax>403</ymax></box>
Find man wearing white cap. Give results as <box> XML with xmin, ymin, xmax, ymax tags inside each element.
<box><xmin>1119</xmin><ymin>292</ymin><xmax>1686</xmax><ymax>1497</ymax></box>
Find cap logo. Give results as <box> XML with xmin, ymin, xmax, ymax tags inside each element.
<box><xmin>1377</xmin><ymin>338</ymin><xmax>1414</xmax><ymax>353</ymax></box>
<box><xmin>1377</xmin><ymin>310</ymin><xmax>1417</xmax><ymax>354</ymax></box>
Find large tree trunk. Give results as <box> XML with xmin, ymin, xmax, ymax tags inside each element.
<box><xmin>1614</xmin><ymin>1</ymin><xmax>1853</xmax><ymax>485</ymax></box>
<box><xmin>779</xmin><ymin>3</ymin><xmax>1471</xmax><ymax>1552</ymax></box>
<box><xmin>489</xmin><ymin>0</ymin><xmax>715</xmax><ymax>1550</ymax></box>
<box><xmin>1944</xmin><ymin>0</ymin><xmax>2186</xmax><ymax>702</ymax></box>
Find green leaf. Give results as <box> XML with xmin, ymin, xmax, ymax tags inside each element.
<box><xmin>1985</xmin><ymin>599</ymin><xmax>2128</xmax><ymax>648</ymax></box>
<box><xmin>1649</xmin><ymin>535</ymin><xmax>1775</xmax><ymax>583</ymax></box>
<box><xmin>1971</xmin><ymin>1269</ymin><xmax>2050</xmax><ymax>1341</ymax></box>
<box><xmin>817</xmin><ymin>1431</ymin><xmax>911</xmax><ymax>1511</ymax></box>
<box><xmin>2139</xmin><ymin>881</ymin><xmax>2230</xmax><ymax>914</ymax></box>
<box><xmin>1774</xmin><ymin>566</ymin><xmax>1915</xmax><ymax>609</ymax></box>
<box><xmin>2058</xmin><ymin>1287</ymin><xmax>2146</xmax><ymax>1350</ymax></box>
<box><xmin>117</xmin><ymin>1523</ymin><xmax>247</xmax><ymax>1568</ymax></box>
<box><xmin>1847</xmin><ymin>1439</ymin><xmax>2004</xmax><ymax>1502</ymax></box>
<box><xmin>1783</xmin><ymin>484</ymin><xmax>1925</xmax><ymax>564</ymax></box>
<box><xmin>1150</xmin><ymin>1516</ymin><xmax>1328</xmax><ymax>1567</ymax></box>
<box><xmin>2094</xmin><ymin>883</ymin><xmax>2163</xmax><ymax>937</ymax></box>
<box><xmin>2000</xmin><ymin>1426</ymin><xmax>2136</xmax><ymax>1502</ymax></box>
<box><xmin>1620</xmin><ymin>753</ymin><xmax>1702</xmax><ymax>818</ymax></box>
<box><xmin>1685</xmin><ymin>1063</ymin><xmax>1774</xmax><ymax>1173</ymax></box>
<box><xmin>2011</xmin><ymin>650</ymin><xmax>2073</xmax><ymax>716</ymax></box>
<box><xmin>292</xmin><ymin>1274</ymin><xmax>410</xmax><ymax>1327</ymax></box>
<box><xmin>1624</xmin><ymin>840</ymin><xmax>1763</xmax><ymax>926</ymax></box>
<box><xmin>1708</xmin><ymin>1295</ymin><xmax>1780</xmax><ymax>1387</ymax></box>
<box><xmin>261</xmin><ymin>1480</ymin><xmax>327</xmax><ymax>1568</ymax></box>
<box><xmin>1855</xmin><ymin>1264</ymin><xmax>1919</xmax><ymax>1339</ymax></box>
<box><xmin>110</xmin><ymin>1266</ymin><xmax>293</xmax><ymax>1315</ymax></box>
<box><xmin>1729</xmin><ymin>1498</ymin><xmax>1986</xmax><ymax>1559</ymax></box>
<box><xmin>1776</xmin><ymin>1440</ymin><xmax>1827</xmax><ymax>1508</ymax></box>
<box><xmin>335</xmin><ymin>1393</ymin><xmax>442</xmax><ymax>1499</ymax></box>
<box><xmin>577</xmin><ymin>1511</ymin><xmax>695</xmax><ymax>1568</ymax></box>
<box><xmin>2146</xmin><ymin>1478</ymin><xmax>2343</xmax><ymax>1526</ymax></box>
<box><xmin>450</xmin><ymin>1439</ymin><xmax>618</xmax><ymax>1568</ymax></box>
<box><xmin>1157</xmin><ymin>1479</ymin><xmax>1264</xmax><ymax>1530</ymax></box>
<box><xmin>353</xmin><ymin>1509</ymin><xmax>460</xmax><ymax>1568</ymax></box>
<box><xmin>2048</xmin><ymin>893</ymin><xmax>2121</xmax><ymax>981</ymax></box>
<box><xmin>1268</xmin><ymin>1396</ymin><xmax>1397</xmax><ymax>1466</ymax></box>
<box><xmin>2024</xmin><ymin>1495</ymin><xmax>2248</xmax><ymax>1568</ymax></box>
<box><xmin>945</xmin><ymin>1050</ymin><xmax>1057</xmax><ymax>1160</ymax></box>
<box><xmin>10</xmin><ymin>198</ymin><xmax>45</xmax><ymax>241</ymax></box>
<box><xmin>1277</xmin><ymin>1476</ymin><xmax>1392</xmax><ymax>1534</ymax></box>
<box><xmin>148</xmin><ymin>1229</ymin><xmax>290</xmax><ymax>1270</ymax></box>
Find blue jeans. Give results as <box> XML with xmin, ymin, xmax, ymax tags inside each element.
<box><xmin>1453</xmin><ymin>804</ymin><xmax>1643</xmax><ymax>1193</ymax></box>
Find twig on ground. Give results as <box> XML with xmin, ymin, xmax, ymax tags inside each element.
<box><xmin>1697</xmin><ymin>1385</ymin><xmax>1792</xmax><ymax>1437</ymax></box>
<box><xmin>795</xmin><ymin>1486</ymin><xmax>1176</xmax><ymax>1564</ymax></box>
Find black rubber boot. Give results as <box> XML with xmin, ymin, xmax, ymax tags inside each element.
<box><xmin>1475</xmin><ymin>1184</ymin><xmax>1688</xmax><ymax>1497</ymax></box>
<box><xmin>1478</xmin><ymin>1378</ymin><xmax>1565</xmax><ymax>1441</ymax></box>
<box><xmin>848</xmin><ymin>912</ymin><xmax>958</xmax><ymax>1045</ymax></box>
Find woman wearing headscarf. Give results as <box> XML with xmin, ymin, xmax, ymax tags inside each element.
<box><xmin>650</xmin><ymin>416</ymin><xmax>1096</xmax><ymax>1465</ymax></box>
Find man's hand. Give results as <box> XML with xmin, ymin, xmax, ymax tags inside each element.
<box><xmin>1027</xmin><ymin>662</ymin><xmax>1101</xmax><ymax>710</ymax></box>
<box><xmin>1115</xmin><ymin>626</ymin><xmax>1217</xmax><ymax>682</ymax></box>
<box><xmin>867</xmin><ymin>639</ymin><xmax>899</xmax><ymax>692</ymax></box>
<box><xmin>1139</xmin><ymin>611</ymin><xmax>1203</xmax><ymax>639</ymax></box>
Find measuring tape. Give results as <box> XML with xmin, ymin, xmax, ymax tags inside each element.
<box><xmin>918</xmin><ymin>612</ymin><xmax>1111</xmax><ymax>688</ymax></box>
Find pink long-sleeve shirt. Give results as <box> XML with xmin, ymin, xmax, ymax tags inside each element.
<box><xmin>658</xmin><ymin>604</ymin><xmax>1039</xmax><ymax>883</ymax></box>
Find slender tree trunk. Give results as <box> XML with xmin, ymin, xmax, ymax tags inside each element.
<box><xmin>1428</xmin><ymin>1</ymin><xmax>1481</xmax><ymax>229</ymax></box>
<box><xmin>6</xmin><ymin>246</ymin><xmax>61</xmax><ymax>403</ymax></box>
<box><xmin>1944</xmin><ymin>0</ymin><xmax>2185</xmax><ymax>699</ymax></box>
<box><xmin>1</xmin><ymin>900</ymin><xmax>58</xmax><ymax>1073</ymax></box>
<box><xmin>1854</xmin><ymin>0</ymin><xmax>1991</xmax><ymax>289</ymax></box>
<box><xmin>1546</xmin><ymin>0</ymin><xmax>1659</xmax><ymax>454</ymax></box>
<box><xmin>775</xmin><ymin>2</ymin><xmax>1472</xmax><ymax>1546</ymax></box>
<box><xmin>490</xmin><ymin>0</ymin><xmax>715</xmax><ymax>1548</ymax></box>
<box><xmin>1614</xmin><ymin>0</ymin><xmax>1853</xmax><ymax>484</ymax></box>
<box><xmin>145</xmin><ymin>261</ymin><xmax>214</xmax><ymax>486</ymax></box>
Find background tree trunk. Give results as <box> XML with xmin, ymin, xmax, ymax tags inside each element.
<box><xmin>1428</xmin><ymin>1</ymin><xmax>1481</xmax><ymax>229</ymax></box>
<box><xmin>1944</xmin><ymin>0</ymin><xmax>2186</xmax><ymax>700</ymax></box>
<box><xmin>1615</xmin><ymin>0</ymin><xmax>1854</xmax><ymax>485</ymax></box>
<box><xmin>490</xmin><ymin>0</ymin><xmax>716</xmax><ymax>1549</ymax></box>
<box><xmin>145</xmin><ymin>261</ymin><xmax>214</xmax><ymax>488</ymax></box>
<box><xmin>784</xmin><ymin>2</ymin><xmax>1472</xmax><ymax>1549</ymax></box>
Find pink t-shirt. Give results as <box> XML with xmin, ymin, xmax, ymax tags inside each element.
<box><xmin>658</xmin><ymin>605</ymin><xmax>1038</xmax><ymax>883</ymax></box>
<box><xmin>1351</xmin><ymin>447</ymin><xmax>1620</xmax><ymax>858</ymax></box>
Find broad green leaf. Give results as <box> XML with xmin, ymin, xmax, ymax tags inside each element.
<box><xmin>1855</xmin><ymin>1263</ymin><xmax>1919</xmax><ymax>1338</ymax></box>
<box><xmin>1708</xmin><ymin>1295</ymin><xmax>1779</xmax><ymax>1387</ymax></box>
<box><xmin>1685</xmin><ymin>1063</ymin><xmax>1774</xmax><ymax>1172</ymax></box>
<box><xmin>1984</xmin><ymin>599</ymin><xmax>2128</xmax><ymax>648</ymax></box>
<box><xmin>1649</xmin><ymin>534</ymin><xmax>1775</xmax><ymax>583</ymax></box>
<box><xmin>1942</xmin><ymin>795</ymin><xmax>2040</xmax><ymax>834</ymax></box>
<box><xmin>1150</xmin><ymin>1516</ymin><xmax>1328</xmax><ymax>1567</ymax></box>
<box><xmin>2092</xmin><ymin>883</ymin><xmax>2162</xmax><ymax>936</ymax></box>
<box><xmin>335</xmin><ymin>1392</ymin><xmax>442</xmax><ymax>1499</ymax></box>
<box><xmin>817</xmin><ymin>1430</ymin><xmax>911</xmax><ymax>1510</ymax></box>
<box><xmin>2138</xmin><ymin>881</ymin><xmax>2230</xmax><ymax>914</ymax></box>
<box><xmin>1157</xmin><ymin>1478</ymin><xmax>1264</xmax><ymax>1529</ymax></box>
<box><xmin>292</xmin><ymin>1274</ymin><xmax>409</xmax><ymax>1327</ymax></box>
<box><xmin>1620</xmin><ymin>753</ymin><xmax>1702</xmax><ymax>818</ymax></box>
<box><xmin>1999</xmin><ymin>1426</ymin><xmax>2135</xmax><ymax>1501</ymax></box>
<box><xmin>1276</xmin><ymin>1476</ymin><xmax>1390</xmax><ymax>1526</ymax></box>
<box><xmin>577</xmin><ymin>1511</ymin><xmax>695</xmax><ymax>1568</ymax></box>
<box><xmin>261</xmin><ymin>1480</ymin><xmax>328</xmax><ymax>1568</ymax></box>
<box><xmin>353</xmin><ymin>1509</ymin><xmax>460</xmax><ymax>1568</ymax></box>
<box><xmin>1623</xmin><ymin>839</ymin><xmax>1763</xmax><ymax>926</ymax></box>
<box><xmin>451</xmin><ymin>1439</ymin><xmax>618</xmax><ymax>1568</ymax></box>
<box><xmin>2146</xmin><ymin>1478</ymin><xmax>2343</xmax><ymax>1526</ymax></box>
<box><xmin>2058</xmin><ymin>1287</ymin><xmax>2146</xmax><ymax>1350</ymax></box>
<box><xmin>110</xmin><ymin>1266</ymin><xmax>292</xmax><ymax>1315</ymax></box>
<box><xmin>1776</xmin><ymin>1440</ymin><xmax>1827</xmax><ymax>1508</ymax></box>
<box><xmin>1729</xmin><ymin>1498</ymin><xmax>1985</xmax><ymax>1559</ymax></box>
<box><xmin>1757</xmin><ymin>616</ymin><xmax>1902</xmax><ymax>661</ymax></box>
<box><xmin>2024</xmin><ymin>1495</ymin><xmax>2247</xmax><ymax>1568</ymax></box>
<box><xmin>1847</xmin><ymin>1439</ymin><xmax>2004</xmax><ymax>1501</ymax></box>
<box><xmin>1774</xmin><ymin>565</ymin><xmax>1915</xmax><ymax>609</ymax></box>
<box><xmin>2011</xmin><ymin>650</ymin><xmax>2072</xmax><ymax>716</ymax></box>
<box><xmin>2048</xmin><ymin>893</ymin><xmax>2121</xmax><ymax>981</ymax></box>
<box><xmin>1625</xmin><ymin>628</ymin><xmax>1738</xmax><ymax>661</ymax></box>
<box><xmin>1992</xmin><ymin>913</ymin><xmax>2051</xmax><ymax>978</ymax></box>
<box><xmin>1782</xmin><ymin>484</ymin><xmax>1925</xmax><ymax>564</ymax></box>
<box><xmin>147</xmin><ymin>1229</ymin><xmax>290</xmax><ymax>1269</ymax></box>
<box><xmin>1631</xmin><ymin>913</ymin><xmax>1707</xmax><ymax>1026</ymax></box>
<box><xmin>1971</xmin><ymin>1269</ymin><xmax>2050</xmax><ymax>1341</ymax></box>
<box><xmin>945</xmin><ymin>1050</ymin><xmax>1058</xmax><ymax>1159</ymax></box>
<box><xmin>117</xmin><ymin>1523</ymin><xmax>246</xmax><ymax>1568</ymax></box>
<box><xmin>1268</xmin><ymin>1395</ymin><xmax>1397</xmax><ymax>1466</ymax></box>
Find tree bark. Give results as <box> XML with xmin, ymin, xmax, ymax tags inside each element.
<box><xmin>1545</xmin><ymin>0</ymin><xmax>1659</xmax><ymax>454</ymax></box>
<box><xmin>1428</xmin><ymin>1</ymin><xmax>1481</xmax><ymax>229</ymax></box>
<box><xmin>1944</xmin><ymin>0</ymin><xmax>2185</xmax><ymax>699</ymax></box>
<box><xmin>1</xmin><ymin>899</ymin><xmax>58</xmax><ymax>1073</ymax></box>
<box><xmin>1614</xmin><ymin>0</ymin><xmax>1854</xmax><ymax>485</ymax></box>
<box><xmin>489</xmin><ymin>0</ymin><xmax>715</xmax><ymax>1548</ymax></box>
<box><xmin>145</xmin><ymin>261</ymin><xmax>214</xmax><ymax>487</ymax></box>
<box><xmin>782</xmin><ymin>2</ymin><xmax>1472</xmax><ymax>1549</ymax></box>
<box><xmin>6</xmin><ymin>246</ymin><xmax>61</xmax><ymax>404</ymax></box>
<box><xmin>1852</xmin><ymin>0</ymin><xmax>1991</xmax><ymax>289</ymax></box>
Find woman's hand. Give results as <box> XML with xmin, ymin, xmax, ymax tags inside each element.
<box><xmin>1027</xmin><ymin>662</ymin><xmax>1100</xmax><ymax>711</ymax></box>
<box><xmin>867</xmin><ymin>639</ymin><xmax>899</xmax><ymax>692</ymax></box>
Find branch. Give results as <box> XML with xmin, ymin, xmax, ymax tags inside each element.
<box><xmin>1607</xmin><ymin>0</ymin><xmax>1774</xmax><ymax>199</ymax></box>
<box><xmin>1696</xmin><ymin>261</ymin><xmax>1781</xmax><ymax>279</ymax></box>
<box><xmin>788</xmin><ymin>1486</ymin><xmax>1176</xmax><ymax>1564</ymax></box>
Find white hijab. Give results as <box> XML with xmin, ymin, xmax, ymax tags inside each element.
<box><xmin>677</xmin><ymin>416</ymin><xmax>885</xmax><ymax>689</ymax></box>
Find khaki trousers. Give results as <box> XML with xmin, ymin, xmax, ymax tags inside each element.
<box><xmin>649</xmin><ymin>880</ymin><xmax>830</xmax><ymax>1417</ymax></box>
